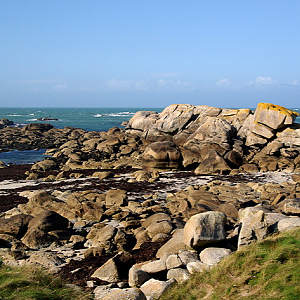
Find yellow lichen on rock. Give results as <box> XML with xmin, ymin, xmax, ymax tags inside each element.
<box><xmin>257</xmin><ymin>103</ymin><xmax>299</xmax><ymax>118</ymax></box>
<box><xmin>254</xmin><ymin>103</ymin><xmax>299</xmax><ymax>130</ymax></box>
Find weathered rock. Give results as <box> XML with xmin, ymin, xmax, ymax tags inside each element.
<box><xmin>184</xmin><ymin>117</ymin><xmax>235</xmax><ymax>152</ymax></box>
<box><xmin>126</xmin><ymin>110</ymin><xmax>159</xmax><ymax>131</ymax></box>
<box><xmin>31</xmin><ymin>159</ymin><xmax>57</xmax><ymax>172</ymax></box>
<box><xmin>140</xmin><ymin>278</ymin><xmax>176</xmax><ymax>300</ymax></box>
<box><xmin>238</xmin><ymin>207</ymin><xmax>268</xmax><ymax>248</ymax></box>
<box><xmin>21</xmin><ymin>229</ymin><xmax>57</xmax><ymax>249</ymax></box>
<box><xmin>277</xmin><ymin>217</ymin><xmax>300</xmax><ymax>232</ymax></box>
<box><xmin>140</xmin><ymin>260</ymin><xmax>167</xmax><ymax>274</ymax></box>
<box><xmin>96</xmin><ymin>288</ymin><xmax>146</xmax><ymax>300</ymax></box>
<box><xmin>142</xmin><ymin>213</ymin><xmax>172</xmax><ymax>228</ymax></box>
<box><xmin>178</xmin><ymin>249</ymin><xmax>199</xmax><ymax>265</ymax></box>
<box><xmin>27</xmin><ymin>251</ymin><xmax>65</xmax><ymax>273</ymax></box>
<box><xmin>105</xmin><ymin>189</ymin><xmax>128</xmax><ymax>207</ymax></box>
<box><xmin>128</xmin><ymin>267</ymin><xmax>151</xmax><ymax>287</ymax></box>
<box><xmin>92</xmin><ymin>171</ymin><xmax>114</xmax><ymax>179</ymax></box>
<box><xmin>91</xmin><ymin>252</ymin><xmax>133</xmax><ymax>283</ymax></box>
<box><xmin>265</xmin><ymin>213</ymin><xmax>288</xmax><ymax>232</ymax></box>
<box><xmin>167</xmin><ymin>268</ymin><xmax>190</xmax><ymax>283</ymax></box>
<box><xmin>252</xmin><ymin>103</ymin><xmax>299</xmax><ymax>130</ymax></box>
<box><xmin>194</xmin><ymin>150</ymin><xmax>231</xmax><ymax>175</ymax></box>
<box><xmin>22</xmin><ymin>123</ymin><xmax>54</xmax><ymax>132</ymax></box>
<box><xmin>0</xmin><ymin>214</ymin><xmax>32</xmax><ymax>238</ymax></box>
<box><xmin>146</xmin><ymin>219</ymin><xmax>173</xmax><ymax>239</ymax></box>
<box><xmin>166</xmin><ymin>254</ymin><xmax>183</xmax><ymax>269</ymax></box>
<box><xmin>84</xmin><ymin>247</ymin><xmax>105</xmax><ymax>259</ymax></box>
<box><xmin>186</xmin><ymin>261</ymin><xmax>212</xmax><ymax>274</ymax></box>
<box><xmin>26</xmin><ymin>210</ymin><xmax>69</xmax><ymax>232</ymax></box>
<box><xmin>183</xmin><ymin>211</ymin><xmax>227</xmax><ymax>249</ymax></box>
<box><xmin>21</xmin><ymin>210</ymin><xmax>69</xmax><ymax>249</ymax></box>
<box><xmin>142</xmin><ymin>141</ymin><xmax>182</xmax><ymax>169</ymax></box>
<box><xmin>156</xmin><ymin>229</ymin><xmax>189</xmax><ymax>258</ymax></box>
<box><xmin>282</xmin><ymin>200</ymin><xmax>300</xmax><ymax>215</ymax></box>
<box><xmin>199</xmin><ymin>247</ymin><xmax>232</xmax><ymax>265</ymax></box>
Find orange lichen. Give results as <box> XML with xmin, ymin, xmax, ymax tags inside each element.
<box><xmin>257</xmin><ymin>103</ymin><xmax>300</xmax><ymax>117</ymax></box>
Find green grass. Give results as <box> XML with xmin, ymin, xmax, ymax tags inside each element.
<box><xmin>0</xmin><ymin>261</ymin><xmax>91</xmax><ymax>300</ymax></box>
<box><xmin>161</xmin><ymin>228</ymin><xmax>300</xmax><ymax>300</ymax></box>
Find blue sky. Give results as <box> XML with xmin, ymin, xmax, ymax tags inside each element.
<box><xmin>1</xmin><ymin>1</ymin><xmax>300</xmax><ymax>108</ymax></box>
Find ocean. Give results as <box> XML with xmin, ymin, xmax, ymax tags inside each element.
<box><xmin>0</xmin><ymin>106</ymin><xmax>299</xmax><ymax>164</ymax></box>
<box><xmin>0</xmin><ymin>107</ymin><xmax>163</xmax><ymax>132</ymax></box>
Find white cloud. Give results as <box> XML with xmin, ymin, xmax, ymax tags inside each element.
<box><xmin>103</xmin><ymin>78</ymin><xmax>194</xmax><ymax>91</ymax></box>
<box><xmin>216</xmin><ymin>78</ymin><xmax>231</xmax><ymax>87</ymax></box>
<box><xmin>255</xmin><ymin>76</ymin><xmax>277</xmax><ymax>85</ymax></box>
<box><xmin>106</xmin><ymin>79</ymin><xmax>133</xmax><ymax>90</ymax></box>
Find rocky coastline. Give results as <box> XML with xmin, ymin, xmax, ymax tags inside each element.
<box><xmin>1</xmin><ymin>102</ymin><xmax>300</xmax><ymax>299</ymax></box>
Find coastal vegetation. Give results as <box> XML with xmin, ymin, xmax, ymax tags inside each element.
<box><xmin>0</xmin><ymin>259</ymin><xmax>91</xmax><ymax>300</ymax></box>
<box><xmin>161</xmin><ymin>228</ymin><xmax>300</xmax><ymax>300</ymax></box>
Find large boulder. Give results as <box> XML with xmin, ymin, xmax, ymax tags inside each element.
<box><xmin>183</xmin><ymin>211</ymin><xmax>227</xmax><ymax>249</ymax></box>
<box><xmin>21</xmin><ymin>210</ymin><xmax>69</xmax><ymax>249</ymax></box>
<box><xmin>183</xmin><ymin>117</ymin><xmax>235</xmax><ymax>152</ymax></box>
<box><xmin>245</xmin><ymin>103</ymin><xmax>299</xmax><ymax>146</ymax></box>
<box><xmin>156</xmin><ymin>229</ymin><xmax>189</xmax><ymax>258</ymax></box>
<box><xmin>0</xmin><ymin>214</ymin><xmax>33</xmax><ymax>239</ymax></box>
<box><xmin>91</xmin><ymin>252</ymin><xmax>133</xmax><ymax>283</ymax></box>
<box><xmin>21</xmin><ymin>123</ymin><xmax>54</xmax><ymax>132</ymax></box>
<box><xmin>167</xmin><ymin>268</ymin><xmax>190</xmax><ymax>283</ymax></box>
<box><xmin>126</xmin><ymin>111</ymin><xmax>159</xmax><ymax>131</ymax></box>
<box><xmin>156</xmin><ymin>104</ymin><xmax>195</xmax><ymax>133</ymax></box>
<box><xmin>105</xmin><ymin>189</ymin><xmax>128</xmax><ymax>207</ymax></box>
<box><xmin>237</xmin><ymin>207</ymin><xmax>268</xmax><ymax>249</ymax></box>
<box><xmin>194</xmin><ymin>149</ymin><xmax>231</xmax><ymax>175</ymax></box>
<box><xmin>253</xmin><ymin>103</ymin><xmax>299</xmax><ymax>130</ymax></box>
<box><xmin>140</xmin><ymin>278</ymin><xmax>176</xmax><ymax>299</ymax></box>
<box><xmin>25</xmin><ymin>210</ymin><xmax>69</xmax><ymax>232</ymax></box>
<box><xmin>91</xmin><ymin>224</ymin><xmax>133</xmax><ymax>252</ymax></box>
<box><xmin>277</xmin><ymin>217</ymin><xmax>300</xmax><ymax>232</ymax></box>
<box><xmin>142</xmin><ymin>141</ymin><xmax>182</xmax><ymax>169</ymax></box>
<box><xmin>199</xmin><ymin>247</ymin><xmax>232</xmax><ymax>265</ymax></box>
<box><xmin>129</xmin><ymin>267</ymin><xmax>151</xmax><ymax>287</ymax></box>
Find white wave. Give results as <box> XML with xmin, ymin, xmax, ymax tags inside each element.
<box><xmin>29</xmin><ymin>113</ymin><xmax>35</xmax><ymax>116</ymax></box>
<box><xmin>93</xmin><ymin>114</ymin><xmax>103</xmax><ymax>117</ymax></box>
<box><xmin>7</xmin><ymin>114</ymin><xmax>23</xmax><ymax>117</ymax></box>
<box><xmin>26</xmin><ymin>119</ymin><xmax>38</xmax><ymax>121</ymax></box>
<box><xmin>106</xmin><ymin>112</ymin><xmax>134</xmax><ymax>117</ymax></box>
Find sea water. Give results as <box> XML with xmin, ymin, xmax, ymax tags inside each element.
<box><xmin>0</xmin><ymin>107</ymin><xmax>162</xmax><ymax>132</ymax></box>
<box><xmin>0</xmin><ymin>106</ymin><xmax>299</xmax><ymax>164</ymax></box>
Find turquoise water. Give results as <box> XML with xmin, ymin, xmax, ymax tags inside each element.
<box><xmin>0</xmin><ymin>107</ymin><xmax>163</xmax><ymax>132</ymax></box>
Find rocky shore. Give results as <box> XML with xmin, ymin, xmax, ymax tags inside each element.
<box><xmin>1</xmin><ymin>102</ymin><xmax>300</xmax><ymax>299</ymax></box>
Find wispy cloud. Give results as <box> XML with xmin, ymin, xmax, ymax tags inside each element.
<box><xmin>255</xmin><ymin>76</ymin><xmax>277</xmax><ymax>85</ymax></box>
<box><xmin>53</xmin><ymin>84</ymin><xmax>68</xmax><ymax>90</ymax></box>
<box><xmin>216</xmin><ymin>78</ymin><xmax>231</xmax><ymax>87</ymax></box>
<box><xmin>214</xmin><ymin>76</ymin><xmax>300</xmax><ymax>91</ymax></box>
<box><xmin>103</xmin><ymin>78</ymin><xmax>194</xmax><ymax>91</ymax></box>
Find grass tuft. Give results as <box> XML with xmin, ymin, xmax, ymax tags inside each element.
<box><xmin>161</xmin><ymin>228</ymin><xmax>300</xmax><ymax>300</ymax></box>
<box><xmin>0</xmin><ymin>261</ymin><xmax>91</xmax><ymax>300</ymax></box>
